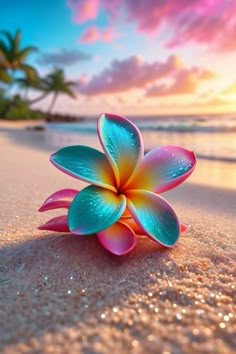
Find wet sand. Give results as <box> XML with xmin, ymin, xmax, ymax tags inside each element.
<box><xmin>0</xmin><ymin>123</ymin><xmax>235</xmax><ymax>354</ymax></box>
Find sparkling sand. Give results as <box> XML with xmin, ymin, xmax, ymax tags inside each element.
<box><xmin>0</xmin><ymin>123</ymin><xmax>235</xmax><ymax>354</ymax></box>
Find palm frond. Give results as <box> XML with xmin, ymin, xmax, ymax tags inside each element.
<box><xmin>0</xmin><ymin>30</ymin><xmax>14</xmax><ymax>47</ymax></box>
<box><xmin>18</xmin><ymin>46</ymin><xmax>38</xmax><ymax>61</ymax></box>
<box><xmin>0</xmin><ymin>39</ymin><xmax>9</xmax><ymax>61</ymax></box>
<box><xmin>66</xmin><ymin>80</ymin><xmax>77</xmax><ymax>86</ymax></box>
<box><xmin>0</xmin><ymin>68</ymin><xmax>12</xmax><ymax>83</ymax></box>
<box><xmin>14</xmin><ymin>29</ymin><xmax>21</xmax><ymax>53</ymax></box>
<box><xmin>0</xmin><ymin>30</ymin><xmax>38</xmax><ymax>75</ymax></box>
<box><xmin>63</xmin><ymin>87</ymin><xmax>76</xmax><ymax>98</ymax></box>
<box><xmin>19</xmin><ymin>64</ymin><xmax>38</xmax><ymax>80</ymax></box>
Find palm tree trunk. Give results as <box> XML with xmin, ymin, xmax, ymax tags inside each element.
<box><xmin>5</xmin><ymin>69</ymin><xmax>15</xmax><ymax>96</ymax></box>
<box><xmin>23</xmin><ymin>86</ymin><xmax>29</xmax><ymax>99</ymax></box>
<box><xmin>48</xmin><ymin>92</ymin><xmax>58</xmax><ymax>113</ymax></box>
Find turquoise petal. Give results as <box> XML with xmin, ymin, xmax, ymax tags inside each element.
<box><xmin>126</xmin><ymin>190</ymin><xmax>180</xmax><ymax>247</ymax></box>
<box><xmin>50</xmin><ymin>145</ymin><xmax>116</xmax><ymax>192</ymax></box>
<box><xmin>98</xmin><ymin>113</ymin><xmax>144</xmax><ymax>189</ymax></box>
<box><xmin>68</xmin><ymin>185</ymin><xmax>126</xmax><ymax>235</ymax></box>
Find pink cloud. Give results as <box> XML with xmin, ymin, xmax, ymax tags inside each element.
<box><xmin>165</xmin><ymin>1</ymin><xmax>236</xmax><ymax>51</ymax></box>
<box><xmin>101</xmin><ymin>28</ymin><xmax>113</xmax><ymax>42</ymax></box>
<box><xmin>146</xmin><ymin>68</ymin><xmax>215</xmax><ymax>97</ymax></box>
<box><xmin>68</xmin><ymin>0</ymin><xmax>236</xmax><ymax>51</ymax></box>
<box><xmin>78</xmin><ymin>55</ymin><xmax>214</xmax><ymax>95</ymax></box>
<box><xmin>123</xmin><ymin>0</ymin><xmax>236</xmax><ymax>51</ymax></box>
<box><xmin>80</xmin><ymin>26</ymin><xmax>100</xmax><ymax>43</ymax></box>
<box><xmin>67</xmin><ymin>0</ymin><xmax>99</xmax><ymax>23</ymax></box>
<box><xmin>79</xmin><ymin>25</ymin><xmax>114</xmax><ymax>43</ymax></box>
<box><xmin>78</xmin><ymin>74</ymin><xmax>89</xmax><ymax>85</ymax></box>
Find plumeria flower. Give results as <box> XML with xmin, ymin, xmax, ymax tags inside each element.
<box><xmin>38</xmin><ymin>113</ymin><xmax>196</xmax><ymax>255</ymax></box>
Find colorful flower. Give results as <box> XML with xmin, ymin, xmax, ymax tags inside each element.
<box><xmin>38</xmin><ymin>113</ymin><xmax>196</xmax><ymax>255</ymax></box>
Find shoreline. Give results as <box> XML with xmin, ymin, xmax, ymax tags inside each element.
<box><xmin>1</xmin><ymin>121</ymin><xmax>236</xmax><ymax>191</ymax></box>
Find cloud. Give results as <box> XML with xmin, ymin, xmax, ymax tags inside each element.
<box><xmin>78</xmin><ymin>55</ymin><xmax>184</xmax><ymax>95</ymax></box>
<box><xmin>78</xmin><ymin>55</ymin><xmax>214</xmax><ymax>96</ymax></box>
<box><xmin>193</xmin><ymin>96</ymin><xmax>236</xmax><ymax>109</ymax></box>
<box><xmin>67</xmin><ymin>0</ymin><xmax>99</xmax><ymax>23</ymax></box>
<box><xmin>165</xmin><ymin>1</ymin><xmax>236</xmax><ymax>51</ymax></box>
<box><xmin>80</xmin><ymin>26</ymin><xmax>99</xmax><ymax>43</ymax></box>
<box><xmin>146</xmin><ymin>68</ymin><xmax>215</xmax><ymax>96</ymax></box>
<box><xmin>102</xmin><ymin>28</ymin><xmax>113</xmax><ymax>42</ymax></box>
<box><xmin>38</xmin><ymin>49</ymin><xmax>92</xmax><ymax>66</ymax></box>
<box><xmin>68</xmin><ymin>0</ymin><xmax>236</xmax><ymax>51</ymax></box>
<box><xmin>80</xmin><ymin>26</ymin><xmax>114</xmax><ymax>43</ymax></box>
<box><xmin>223</xmin><ymin>81</ymin><xmax>236</xmax><ymax>95</ymax></box>
<box><xmin>205</xmin><ymin>97</ymin><xmax>235</xmax><ymax>106</ymax></box>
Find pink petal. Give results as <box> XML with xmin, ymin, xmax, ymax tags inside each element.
<box><xmin>38</xmin><ymin>215</ymin><xmax>70</xmax><ymax>232</ymax></box>
<box><xmin>38</xmin><ymin>189</ymin><xmax>79</xmax><ymax>212</ymax></box>
<box><xmin>126</xmin><ymin>145</ymin><xmax>196</xmax><ymax>193</ymax></box>
<box><xmin>97</xmin><ymin>221</ymin><xmax>137</xmax><ymax>255</ymax></box>
<box><xmin>97</xmin><ymin>113</ymin><xmax>144</xmax><ymax>189</ymax></box>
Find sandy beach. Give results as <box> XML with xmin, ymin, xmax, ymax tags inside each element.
<box><xmin>0</xmin><ymin>122</ymin><xmax>235</xmax><ymax>354</ymax></box>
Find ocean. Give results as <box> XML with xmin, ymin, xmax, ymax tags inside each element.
<box><xmin>45</xmin><ymin>113</ymin><xmax>236</xmax><ymax>162</ymax></box>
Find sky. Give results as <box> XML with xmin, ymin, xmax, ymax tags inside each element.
<box><xmin>1</xmin><ymin>0</ymin><xmax>236</xmax><ymax>116</ymax></box>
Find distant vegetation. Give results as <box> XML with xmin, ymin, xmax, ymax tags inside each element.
<box><xmin>0</xmin><ymin>29</ymin><xmax>76</xmax><ymax>120</ymax></box>
<box><xmin>0</xmin><ymin>95</ymin><xmax>44</xmax><ymax>120</ymax></box>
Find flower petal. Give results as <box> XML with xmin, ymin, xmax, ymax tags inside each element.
<box><xmin>68</xmin><ymin>185</ymin><xmax>126</xmax><ymax>235</ymax></box>
<box><xmin>97</xmin><ymin>113</ymin><xmax>144</xmax><ymax>189</ymax></box>
<box><xmin>126</xmin><ymin>190</ymin><xmax>180</xmax><ymax>247</ymax></box>
<box><xmin>123</xmin><ymin>218</ymin><xmax>187</xmax><ymax>236</ymax></box>
<box><xmin>97</xmin><ymin>221</ymin><xmax>137</xmax><ymax>255</ymax></box>
<box><xmin>121</xmin><ymin>207</ymin><xmax>132</xmax><ymax>218</ymax></box>
<box><xmin>50</xmin><ymin>145</ymin><xmax>116</xmax><ymax>192</ymax></box>
<box><xmin>126</xmin><ymin>145</ymin><xmax>196</xmax><ymax>193</ymax></box>
<box><xmin>38</xmin><ymin>189</ymin><xmax>79</xmax><ymax>212</ymax></box>
<box><xmin>122</xmin><ymin>218</ymin><xmax>145</xmax><ymax>235</ymax></box>
<box><xmin>38</xmin><ymin>215</ymin><xmax>70</xmax><ymax>232</ymax></box>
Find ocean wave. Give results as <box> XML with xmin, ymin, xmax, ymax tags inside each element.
<box><xmin>195</xmin><ymin>154</ymin><xmax>236</xmax><ymax>163</ymax></box>
<box><xmin>137</xmin><ymin>123</ymin><xmax>236</xmax><ymax>133</ymax></box>
<box><xmin>45</xmin><ymin>124</ymin><xmax>236</xmax><ymax>163</ymax></box>
<box><xmin>47</xmin><ymin>120</ymin><xmax>236</xmax><ymax>133</ymax></box>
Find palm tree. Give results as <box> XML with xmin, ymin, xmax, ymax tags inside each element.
<box><xmin>16</xmin><ymin>75</ymin><xmax>41</xmax><ymax>99</ymax></box>
<box><xmin>42</xmin><ymin>68</ymin><xmax>76</xmax><ymax>113</ymax></box>
<box><xmin>0</xmin><ymin>66</ymin><xmax>12</xmax><ymax>84</ymax></box>
<box><xmin>0</xmin><ymin>29</ymin><xmax>38</xmax><ymax>83</ymax></box>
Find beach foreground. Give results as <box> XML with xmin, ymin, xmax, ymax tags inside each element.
<box><xmin>0</xmin><ymin>124</ymin><xmax>235</xmax><ymax>354</ymax></box>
